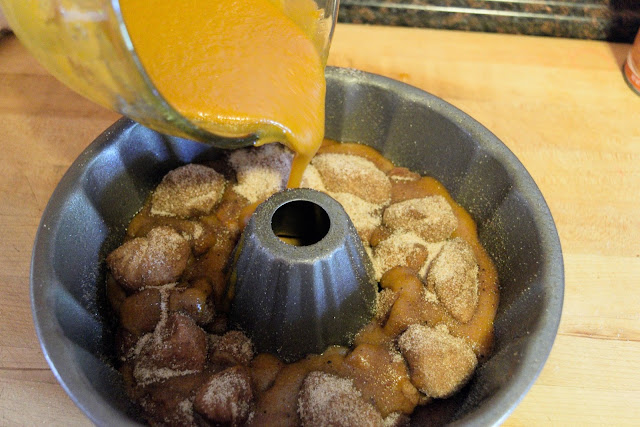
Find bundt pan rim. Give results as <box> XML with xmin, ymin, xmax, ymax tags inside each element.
<box><xmin>30</xmin><ymin>66</ymin><xmax>564</xmax><ymax>426</ymax></box>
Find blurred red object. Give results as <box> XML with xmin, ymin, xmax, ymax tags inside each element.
<box><xmin>624</xmin><ymin>29</ymin><xmax>640</xmax><ymax>95</ymax></box>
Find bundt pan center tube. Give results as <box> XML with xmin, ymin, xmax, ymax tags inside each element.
<box><xmin>229</xmin><ymin>188</ymin><xmax>378</xmax><ymax>362</ymax></box>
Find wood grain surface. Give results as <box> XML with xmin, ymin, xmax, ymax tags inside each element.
<box><xmin>1</xmin><ymin>24</ymin><xmax>639</xmax><ymax>425</ymax></box>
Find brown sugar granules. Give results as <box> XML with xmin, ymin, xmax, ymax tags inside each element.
<box><xmin>300</xmin><ymin>159</ymin><xmax>383</xmax><ymax>242</ymax></box>
<box><xmin>312</xmin><ymin>153</ymin><xmax>392</xmax><ymax>205</ymax></box>
<box><xmin>194</xmin><ymin>366</ymin><xmax>254</xmax><ymax>425</ymax></box>
<box><xmin>387</xmin><ymin>167</ymin><xmax>421</xmax><ymax>183</ymax></box>
<box><xmin>427</xmin><ymin>237</ymin><xmax>479</xmax><ymax>324</ymax></box>
<box><xmin>150</xmin><ymin>164</ymin><xmax>226</xmax><ymax>218</ymax></box>
<box><xmin>372</xmin><ymin>232</ymin><xmax>429</xmax><ymax>281</ymax></box>
<box><xmin>330</xmin><ymin>192</ymin><xmax>383</xmax><ymax>242</ymax></box>
<box><xmin>209</xmin><ymin>330</ymin><xmax>255</xmax><ymax>366</ymax></box>
<box><xmin>229</xmin><ymin>144</ymin><xmax>293</xmax><ymax>203</ymax></box>
<box><xmin>383</xmin><ymin>196</ymin><xmax>457</xmax><ymax>242</ymax></box>
<box><xmin>177</xmin><ymin>400</ymin><xmax>195</xmax><ymax>426</ymax></box>
<box><xmin>383</xmin><ymin>412</ymin><xmax>411</xmax><ymax>427</ymax></box>
<box><xmin>375</xmin><ymin>288</ymin><xmax>399</xmax><ymax>323</ymax></box>
<box><xmin>298</xmin><ymin>371</ymin><xmax>384</xmax><ymax>427</ymax></box>
<box><xmin>299</xmin><ymin>163</ymin><xmax>327</xmax><ymax>192</ymax></box>
<box><xmin>133</xmin><ymin>313</ymin><xmax>207</xmax><ymax>386</ymax></box>
<box><xmin>106</xmin><ymin>226</ymin><xmax>190</xmax><ymax>291</ymax></box>
<box><xmin>398</xmin><ymin>324</ymin><xmax>477</xmax><ymax>398</ymax></box>
<box><xmin>343</xmin><ymin>344</ymin><xmax>421</xmax><ymax>417</ymax></box>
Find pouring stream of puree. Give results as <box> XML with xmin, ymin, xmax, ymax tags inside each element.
<box><xmin>120</xmin><ymin>0</ymin><xmax>327</xmax><ymax>187</ymax></box>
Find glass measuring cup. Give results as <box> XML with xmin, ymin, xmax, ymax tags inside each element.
<box><xmin>0</xmin><ymin>0</ymin><xmax>339</xmax><ymax>148</ymax></box>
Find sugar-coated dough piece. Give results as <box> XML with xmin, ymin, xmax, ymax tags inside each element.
<box><xmin>299</xmin><ymin>163</ymin><xmax>326</xmax><ymax>192</ymax></box>
<box><xmin>427</xmin><ymin>237</ymin><xmax>479</xmax><ymax>323</ymax></box>
<box><xmin>194</xmin><ymin>366</ymin><xmax>254</xmax><ymax>425</ymax></box>
<box><xmin>229</xmin><ymin>144</ymin><xmax>293</xmax><ymax>203</ymax></box>
<box><xmin>133</xmin><ymin>313</ymin><xmax>208</xmax><ymax>386</ymax></box>
<box><xmin>382</xmin><ymin>196</ymin><xmax>457</xmax><ymax>242</ymax></box>
<box><xmin>398</xmin><ymin>324</ymin><xmax>477</xmax><ymax>398</ymax></box>
<box><xmin>343</xmin><ymin>344</ymin><xmax>421</xmax><ymax>417</ymax></box>
<box><xmin>387</xmin><ymin>167</ymin><xmax>421</xmax><ymax>183</ymax></box>
<box><xmin>312</xmin><ymin>153</ymin><xmax>391</xmax><ymax>205</ymax></box>
<box><xmin>151</xmin><ymin>164</ymin><xmax>225</xmax><ymax>218</ymax></box>
<box><xmin>375</xmin><ymin>288</ymin><xmax>398</xmax><ymax>323</ymax></box>
<box><xmin>330</xmin><ymin>191</ymin><xmax>383</xmax><ymax>242</ymax></box>
<box><xmin>209</xmin><ymin>330</ymin><xmax>255</xmax><ymax>366</ymax></box>
<box><xmin>372</xmin><ymin>232</ymin><xmax>429</xmax><ymax>281</ymax></box>
<box><xmin>107</xmin><ymin>226</ymin><xmax>190</xmax><ymax>291</ymax></box>
<box><xmin>383</xmin><ymin>412</ymin><xmax>411</xmax><ymax>427</ymax></box>
<box><xmin>298</xmin><ymin>371</ymin><xmax>384</xmax><ymax>427</ymax></box>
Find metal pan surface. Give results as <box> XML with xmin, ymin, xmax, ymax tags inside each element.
<box><xmin>31</xmin><ymin>67</ymin><xmax>564</xmax><ymax>426</ymax></box>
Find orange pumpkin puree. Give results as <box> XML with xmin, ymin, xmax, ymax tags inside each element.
<box><xmin>119</xmin><ymin>0</ymin><xmax>328</xmax><ymax>187</ymax></box>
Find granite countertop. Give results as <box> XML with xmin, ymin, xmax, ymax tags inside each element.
<box><xmin>338</xmin><ymin>0</ymin><xmax>640</xmax><ymax>42</ymax></box>
<box><xmin>1</xmin><ymin>1</ymin><xmax>639</xmax><ymax>42</ymax></box>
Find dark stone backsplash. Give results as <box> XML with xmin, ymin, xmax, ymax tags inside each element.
<box><xmin>338</xmin><ymin>0</ymin><xmax>640</xmax><ymax>43</ymax></box>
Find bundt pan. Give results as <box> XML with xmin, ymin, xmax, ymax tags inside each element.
<box><xmin>31</xmin><ymin>67</ymin><xmax>564</xmax><ymax>426</ymax></box>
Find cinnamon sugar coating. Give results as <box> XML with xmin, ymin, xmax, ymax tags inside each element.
<box><xmin>209</xmin><ymin>330</ymin><xmax>255</xmax><ymax>367</ymax></box>
<box><xmin>138</xmin><ymin>373</ymin><xmax>209</xmax><ymax>426</ymax></box>
<box><xmin>298</xmin><ymin>371</ymin><xmax>384</xmax><ymax>427</ymax></box>
<box><xmin>427</xmin><ymin>238</ymin><xmax>479</xmax><ymax>323</ymax></box>
<box><xmin>375</xmin><ymin>288</ymin><xmax>399</xmax><ymax>323</ymax></box>
<box><xmin>383</xmin><ymin>196</ymin><xmax>457</xmax><ymax>242</ymax></box>
<box><xmin>383</xmin><ymin>412</ymin><xmax>411</xmax><ymax>427</ymax></box>
<box><xmin>133</xmin><ymin>313</ymin><xmax>208</xmax><ymax>386</ymax></box>
<box><xmin>372</xmin><ymin>232</ymin><xmax>429</xmax><ymax>280</ymax></box>
<box><xmin>194</xmin><ymin>366</ymin><xmax>254</xmax><ymax>426</ymax></box>
<box><xmin>119</xmin><ymin>286</ymin><xmax>215</xmax><ymax>338</ymax></box>
<box><xmin>229</xmin><ymin>144</ymin><xmax>293</xmax><ymax>204</ymax></box>
<box><xmin>330</xmin><ymin>191</ymin><xmax>383</xmax><ymax>242</ymax></box>
<box><xmin>343</xmin><ymin>344</ymin><xmax>421</xmax><ymax>417</ymax></box>
<box><xmin>150</xmin><ymin>164</ymin><xmax>225</xmax><ymax>218</ymax></box>
<box><xmin>299</xmin><ymin>163</ymin><xmax>327</xmax><ymax>192</ymax></box>
<box><xmin>387</xmin><ymin>167</ymin><xmax>421</xmax><ymax>183</ymax></box>
<box><xmin>398</xmin><ymin>324</ymin><xmax>477</xmax><ymax>398</ymax></box>
<box><xmin>107</xmin><ymin>226</ymin><xmax>190</xmax><ymax>291</ymax></box>
<box><xmin>312</xmin><ymin>153</ymin><xmax>391</xmax><ymax>205</ymax></box>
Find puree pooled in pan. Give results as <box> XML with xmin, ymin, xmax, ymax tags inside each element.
<box><xmin>105</xmin><ymin>140</ymin><xmax>499</xmax><ymax>426</ymax></box>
